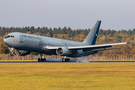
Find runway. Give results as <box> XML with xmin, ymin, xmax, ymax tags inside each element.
<box><xmin>0</xmin><ymin>59</ymin><xmax>135</xmax><ymax>63</ymax></box>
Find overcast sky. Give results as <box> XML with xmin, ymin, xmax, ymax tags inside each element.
<box><xmin>0</xmin><ymin>0</ymin><xmax>135</xmax><ymax>30</ymax></box>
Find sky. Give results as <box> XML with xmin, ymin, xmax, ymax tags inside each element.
<box><xmin>0</xmin><ymin>0</ymin><xmax>135</xmax><ymax>30</ymax></box>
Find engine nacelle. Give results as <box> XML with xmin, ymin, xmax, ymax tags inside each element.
<box><xmin>56</xmin><ymin>47</ymin><xmax>69</xmax><ymax>56</ymax></box>
<box><xmin>16</xmin><ymin>50</ymin><xmax>30</xmax><ymax>56</ymax></box>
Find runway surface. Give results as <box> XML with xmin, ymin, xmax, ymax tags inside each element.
<box><xmin>0</xmin><ymin>59</ymin><xmax>135</xmax><ymax>63</ymax></box>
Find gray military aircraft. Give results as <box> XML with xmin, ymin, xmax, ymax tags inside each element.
<box><xmin>3</xmin><ymin>21</ymin><xmax>127</xmax><ymax>62</ymax></box>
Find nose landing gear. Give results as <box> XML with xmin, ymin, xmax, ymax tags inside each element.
<box><xmin>9</xmin><ymin>47</ymin><xmax>15</xmax><ymax>56</ymax></box>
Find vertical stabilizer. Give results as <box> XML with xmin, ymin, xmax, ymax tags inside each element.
<box><xmin>83</xmin><ymin>20</ymin><xmax>101</xmax><ymax>45</ymax></box>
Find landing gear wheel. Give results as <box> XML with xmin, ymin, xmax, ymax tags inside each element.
<box><xmin>65</xmin><ymin>58</ymin><xmax>68</xmax><ymax>62</ymax></box>
<box><xmin>38</xmin><ymin>53</ymin><xmax>47</xmax><ymax>62</ymax></box>
<box><xmin>43</xmin><ymin>58</ymin><xmax>46</xmax><ymax>61</ymax></box>
<box><xmin>62</xmin><ymin>58</ymin><xmax>65</xmax><ymax>62</ymax></box>
<box><xmin>62</xmin><ymin>58</ymin><xmax>70</xmax><ymax>62</ymax></box>
<box><xmin>10</xmin><ymin>53</ymin><xmax>14</xmax><ymax>56</ymax></box>
<box><xmin>38</xmin><ymin>58</ymin><xmax>41</xmax><ymax>62</ymax></box>
<box><xmin>41</xmin><ymin>58</ymin><xmax>43</xmax><ymax>62</ymax></box>
<box><xmin>38</xmin><ymin>58</ymin><xmax>46</xmax><ymax>62</ymax></box>
<box><xmin>67</xmin><ymin>58</ymin><xmax>70</xmax><ymax>62</ymax></box>
<box><xmin>42</xmin><ymin>58</ymin><xmax>46</xmax><ymax>62</ymax></box>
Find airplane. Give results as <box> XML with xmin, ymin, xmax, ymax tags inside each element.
<box><xmin>3</xmin><ymin>20</ymin><xmax>128</xmax><ymax>62</ymax></box>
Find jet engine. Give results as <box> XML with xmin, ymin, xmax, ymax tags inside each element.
<box><xmin>56</xmin><ymin>47</ymin><xmax>69</xmax><ymax>56</ymax></box>
<box><xmin>16</xmin><ymin>50</ymin><xmax>30</xmax><ymax>56</ymax></box>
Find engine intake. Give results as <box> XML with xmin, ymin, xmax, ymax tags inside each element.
<box><xmin>56</xmin><ymin>47</ymin><xmax>69</xmax><ymax>56</ymax></box>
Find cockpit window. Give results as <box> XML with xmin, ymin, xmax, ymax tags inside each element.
<box><xmin>5</xmin><ymin>35</ymin><xmax>15</xmax><ymax>39</ymax></box>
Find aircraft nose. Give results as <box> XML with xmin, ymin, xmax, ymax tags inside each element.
<box><xmin>3</xmin><ymin>38</ymin><xmax>7</xmax><ymax>45</ymax></box>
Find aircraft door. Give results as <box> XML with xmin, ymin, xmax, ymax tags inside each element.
<box><xmin>19</xmin><ymin>35</ymin><xmax>25</xmax><ymax>47</ymax></box>
<box><xmin>38</xmin><ymin>38</ymin><xmax>43</xmax><ymax>49</ymax></box>
<box><xmin>20</xmin><ymin>35</ymin><xmax>23</xmax><ymax>43</ymax></box>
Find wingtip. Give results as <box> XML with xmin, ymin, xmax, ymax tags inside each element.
<box><xmin>127</xmin><ymin>42</ymin><xmax>130</xmax><ymax>44</ymax></box>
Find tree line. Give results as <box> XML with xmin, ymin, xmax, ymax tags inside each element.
<box><xmin>0</xmin><ymin>26</ymin><xmax>135</xmax><ymax>57</ymax></box>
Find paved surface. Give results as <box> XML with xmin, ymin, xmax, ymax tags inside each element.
<box><xmin>0</xmin><ymin>59</ymin><xmax>135</xmax><ymax>63</ymax></box>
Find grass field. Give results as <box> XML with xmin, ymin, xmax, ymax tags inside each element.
<box><xmin>0</xmin><ymin>62</ymin><xmax>135</xmax><ymax>90</ymax></box>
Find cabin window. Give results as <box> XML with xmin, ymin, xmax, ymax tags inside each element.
<box><xmin>5</xmin><ymin>35</ymin><xmax>15</xmax><ymax>38</ymax></box>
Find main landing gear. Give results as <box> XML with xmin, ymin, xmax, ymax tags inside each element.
<box><xmin>62</xmin><ymin>58</ymin><xmax>70</xmax><ymax>62</ymax></box>
<box><xmin>38</xmin><ymin>53</ymin><xmax>46</xmax><ymax>62</ymax></box>
<box><xmin>38</xmin><ymin>58</ymin><xmax>46</xmax><ymax>62</ymax></box>
<box><xmin>38</xmin><ymin>54</ymin><xmax>70</xmax><ymax>62</ymax></box>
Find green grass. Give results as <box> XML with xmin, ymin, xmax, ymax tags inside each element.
<box><xmin>0</xmin><ymin>60</ymin><xmax>37</xmax><ymax>61</ymax></box>
<box><xmin>0</xmin><ymin>63</ymin><xmax>135</xmax><ymax>90</ymax></box>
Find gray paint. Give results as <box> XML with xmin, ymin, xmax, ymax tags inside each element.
<box><xmin>4</xmin><ymin>21</ymin><xmax>101</xmax><ymax>57</ymax></box>
<box><xmin>83</xmin><ymin>21</ymin><xmax>101</xmax><ymax>45</ymax></box>
<box><xmin>3</xmin><ymin>21</ymin><xmax>127</xmax><ymax>58</ymax></box>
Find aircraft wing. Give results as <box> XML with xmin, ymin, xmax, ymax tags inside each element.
<box><xmin>45</xmin><ymin>42</ymin><xmax>128</xmax><ymax>51</ymax></box>
<box><xmin>68</xmin><ymin>42</ymin><xmax>128</xmax><ymax>50</ymax></box>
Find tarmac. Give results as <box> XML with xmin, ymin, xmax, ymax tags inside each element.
<box><xmin>0</xmin><ymin>59</ymin><xmax>135</xmax><ymax>63</ymax></box>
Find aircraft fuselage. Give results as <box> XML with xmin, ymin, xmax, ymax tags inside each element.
<box><xmin>4</xmin><ymin>32</ymin><xmax>95</xmax><ymax>57</ymax></box>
